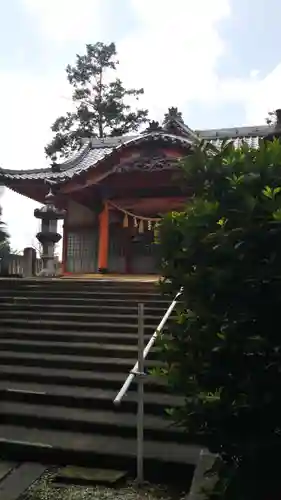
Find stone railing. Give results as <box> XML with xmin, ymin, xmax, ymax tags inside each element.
<box><xmin>0</xmin><ymin>248</ymin><xmax>61</xmax><ymax>277</ymax></box>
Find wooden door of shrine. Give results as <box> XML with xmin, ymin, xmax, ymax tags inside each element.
<box><xmin>107</xmin><ymin>222</ymin><xmax>159</xmax><ymax>275</ymax></box>
<box><xmin>66</xmin><ymin>230</ymin><xmax>98</xmax><ymax>273</ymax></box>
<box><xmin>129</xmin><ymin>230</ymin><xmax>159</xmax><ymax>274</ymax></box>
<box><xmin>108</xmin><ymin>224</ymin><xmax>126</xmax><ymax>273</ymax></box>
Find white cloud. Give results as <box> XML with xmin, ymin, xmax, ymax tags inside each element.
<box><xmin>22</xmin><ymin>0</ymin><xmax>103</xmax><ymax>43</ymax></box>
<box><xmin>0</xmin><ymin>71</ymin><xmax>71</xmax><ymax>171</ymax></box>
<box><xmin>117</xmin><ymin>0</ymin><xmax>231</xmax><ymax>118</ymax></box>
<box><xmin>1</xmin><ymin>0</ymin><xmax>104</xmax><ymax>252</ymax></box>
<box><xmin>208</xmin><ymin>65</ymin><xmax>281</xmax><ymax>125</ymax></box>
<box><xmin>0</xmin><ymin>70</ymin><xmax>71</xmax><ymax>252</ymax></box>
<box><xmin>243</xmin><ymin>64</ymin><xmax>281</xmax><ymax>124</ymax></box>
<box><xmin>118</xmin><ymin>0</ymin><xmax>281</xmax><ymax>125</ymax></box>
<box><xmin>2</xmin><ymin>0</ymin><xmax>233</xmax><ymax>250</ymax></box>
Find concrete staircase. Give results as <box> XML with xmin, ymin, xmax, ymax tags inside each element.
<box><xmin>0</xmin><ymin>278</ymin><xmax>199</xmax><ymax>479</ymax></box>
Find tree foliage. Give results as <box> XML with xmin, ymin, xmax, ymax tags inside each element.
<box><xmin>46</xmin><ymin>42</ymin><xmax>149</xmax><ymax>160</ymax></box>
<box><xmin>158</xmin><ymin>138</ymin><xmax>281</xmax><ymax>500</ymax></box>
<box><xmin>266</xmin><ymin>110</ymin><xmax>277</xmax><ymax>125</ymax></box>
<box><xmin>0</xmin><ymin>206</ymin><xmax>10</xmax><ymax>258</ymax></box>
<box><xmin>266</xmin><ymin>109</ymin><xmax>281</xmax><ymax>127</ymax></box>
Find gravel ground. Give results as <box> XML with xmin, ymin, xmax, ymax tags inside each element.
<box><xmin>21</xmin><ymin>469</ymin><xmax>188</xmax><ymax>500</ymax></box>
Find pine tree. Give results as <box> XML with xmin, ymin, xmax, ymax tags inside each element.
<box><xmin>45</xmin><ymin>42</ymin><xmax>149</xmax><ymax>161</ymax></box>
<box><xmin>266</xmin><ymin>110</ymin><xmax>277</xmax><ymax>125</ymax></box>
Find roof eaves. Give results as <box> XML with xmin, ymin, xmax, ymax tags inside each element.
<box><xmin>89</xmin><ymin>135</ymin><xmax>138</xmax><ymax>148</ymax></box>
<box><xmin>170</xmin><ymin>118</ymin><xmax>201</xmax><ymax>142</ymax></box>
<box><xmin>56</xmin><ymin>140</ymin><xmax>92</xmax><ymax>169</ymax></box>
<box><xmin>197</xmin><ymin>125</ymin><xmax>275</xmax><ymax>140</ymax></box>
<box><xmin>122</xmin><ymin>132</ymin><xmax>194</xmax><ymax>148</ymax></box>
<box><xmin>0</xmin><ymin>131</ymin><xmax>194</xmax><ymax>183</ymax></box>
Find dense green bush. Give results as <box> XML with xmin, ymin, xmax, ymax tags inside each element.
<box><xmin>158</xmin><ymin>139</ymin><xmax>281</xmax><ymax>500</ymax></box>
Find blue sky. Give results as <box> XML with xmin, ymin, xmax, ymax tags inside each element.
<box><xmin>1</xmin><ymin>0</ymin><xmax>281</xmax><ymax>251</ymax></box>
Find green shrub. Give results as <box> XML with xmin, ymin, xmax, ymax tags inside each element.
<box><xmin>0</xmin><ymin>206</ymin><xmax>10</xmax><ymax>258</ymax></box>
<box><xmin>158</xmin><ymin>139</ymin><xmax>281</xmax><ymax>500</ymax></box>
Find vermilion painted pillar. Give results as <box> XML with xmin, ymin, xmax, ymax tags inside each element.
<box><xmin>97</xmin><ymin>202</ymin><xmax>109</xmax><ymax>272</ymax></box>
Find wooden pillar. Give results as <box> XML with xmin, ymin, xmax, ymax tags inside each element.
<box><xmin>61</xmin><ymin>224</ymin><xmax>68</xmax><ymax>274</ymax></box>
<box><xmin>125</xmin><ymin>226</ymin><xmax>133</xmax><ymax>274</ymax></box>
<box><xmin>98</xmin><ymin>202</ymin><xmax>109</xmax><ymax>272</ymax></box>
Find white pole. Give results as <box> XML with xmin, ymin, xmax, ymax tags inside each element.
<box><xmin>113</xmin><ymin>289</ymin><xmax>182</xmax><ymax>405</ymax></box>
<box><xmin>137</xmin><ymin>303</ymin><xmax>145</xmax><ymax>485</ymax></box>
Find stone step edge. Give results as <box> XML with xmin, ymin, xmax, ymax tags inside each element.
<box><xmin>0</xmin><ymin>382</ymin><xmax>182</xmax><ymax>406</ymax></box>
<box><xmin>0</xmin><ymin>311</ymin><xmax>166</xmax><ymax>320</ymax></box>
<box><xmin>0</xmin><ymin>401</ymin><xmax>182</xmax><ymax>434</ymax></box>
<box><xmin>0</xmin><ymin>364</ymin><xmax>167</xmax><ymax>389</ymax></box>
<box><xmin>0</xmin><ymin>328</ymin><xmax>155</xmax><ymax>340</ymax></box>
<box><xmin>0</xmin><ymin>318</ymin><xmax>161</xmax><ymax>328</ymax></box>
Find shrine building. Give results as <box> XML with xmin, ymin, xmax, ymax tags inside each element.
<box><xmin>0</xmin><ymin>115</ymin><xmax>277</xmax><ymax>276</ymax></box>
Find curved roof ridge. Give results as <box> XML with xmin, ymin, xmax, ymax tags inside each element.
<box><xmin>0</xmin><ymin>140</ymin><xmax>93</xmax><ymax>176</ymax></box>
<box><xmin>0</xmin><ymin>131</ymin><xmax>194</xmax><ymax>182</ymax></box>
<box><xmin>121</xmin><ymin>131</ymin><xmax>194</xmax><ymax>146</ymax></box>
<box><xmin>56</xmin><ymin>140</ymin><xmax>92</xmax><ymax>169</ymax></box>
<box><xmin>168</xmin><ymin>117</ymin><xmax>200</xmax><ymax>141</ymax></box>
<box><xmin>0</xmin><ymin>140</ymin><xmax>92</xmax><ymax>176</ymax></box>
<box><xmin>0</xmin><ymin>165</ymin><xmax>50</xmax><ymax>175</ymax></box>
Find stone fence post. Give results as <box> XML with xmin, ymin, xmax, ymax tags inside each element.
<box><xmin>187</xmin><ymin>449</ymin><xmax>218</xmax><ymax>500</ymax></box>
<box><xmin>23</xmin><ymin>247</ymin><xmax>36</xmax><ymax>277</ymax></box>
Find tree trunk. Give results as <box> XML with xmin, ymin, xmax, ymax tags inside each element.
<box><xmin>98</xmin><ymin>69</ymin><xmax>103</xmax><ymax>138</ymax></box>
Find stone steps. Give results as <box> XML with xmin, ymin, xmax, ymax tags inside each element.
<box><xmin>0</xmin><ymin>401</ymin><xmax>186</xmax><ymax>442</ymax></box>
<box><xmin>0</xmin><ymin>289</ymin><xmax>166</xmax><ymax>301</ymax></box>
<box><xmin>0</xmin><ymin>363</ymin><xmax>167</xmax><ymax>391</ymax></box>
<box><xmin>0</xmin><ymin>303</ymin><xmax>168</xmax><ymax>314</ymax></box>
<box><xmin>0</xmin><ymin>381</ymin><xmax>183</xmax><ymax>415</ymax></box>
<box><xmin>0</xmin><ymin>339</ymin><xmax>160</xmax><ymax>358</ymax></box>
<box><xmin>0</xmin><ymin>328</ymin><xmax>154</xmax><ymax>344</ymax></box>
<box><xmin>0</xmin><ymin>350</ymin><xmax>163</xmax><ymax>372</ymax></box>
<box><xmin>0</xmin><ymin>310</ymin><xmax>165</xmax><ymax>323</ymax></box>
<box><xmin>0</xmin><ymin>318</ymin><xmax>160</xmax><ymax>333</ymax></box>
<box><xmin>0</xmin><ymin>425</ymin><xmax>200</xmax><ymax>469</ymax></box>
<box><xmin>0</xmin><ymin>296</ymin><xmax>169</xmax><ymax>306</ymax></box>
<box><xmin>0</xmin><ymin>278</ymin><xmax>196</xmax><ymax>475</ymax></box>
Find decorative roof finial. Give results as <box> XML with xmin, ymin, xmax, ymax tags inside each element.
<box><xmin>143</xmin><ymin>120</ymin><xmax>163</xmax><ymax>133</ymax></box>
<box><xmin>163</xmin><ymin>107</ymin><xmax>184</xmax><ymax>126</ymax></box>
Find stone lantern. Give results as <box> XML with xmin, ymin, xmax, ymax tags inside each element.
<box><xmin>34</xmin><ymin>188</ymin><xmax>66</xmax><ymax>277</ymax></box>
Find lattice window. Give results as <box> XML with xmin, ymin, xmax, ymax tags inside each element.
<box><xmin>67</xmin><ymin>233</ymin><xmax>81</xmax><ymax>257</ymax></box>
<box><xmin>66</xmin><ymin>231</ymin><xmax>97</xmax><ymax>273</ymax></box>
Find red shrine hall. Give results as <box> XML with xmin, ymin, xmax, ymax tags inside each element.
<box><xmin>0</xmin><ymin>116</ymin><xmax>274</xmax><ymax>276</ymax></box>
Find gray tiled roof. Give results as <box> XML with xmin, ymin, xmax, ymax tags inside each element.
<box><xmin>198</xmin><ymin>125</ymin><xmax>276</xmax><ymax>150</ymax></box>
<box><xmin>0</xmin><ymin>125</ymin><xmax>276</xmax><ymax>184</ymax></box>
<box><xmin>0</xmin><ymin>146</ymin><xmax>113</xmax><ymax>181</ymax></box>
<box><xmin>0</xmin><ymin>132</ymin><xmax>193</xmax><ymax>183</ymax></box>
<box><xmin>197</xmin><ymin>124</ymin><xmax>273</xmax><ymax>139</ymax></box>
